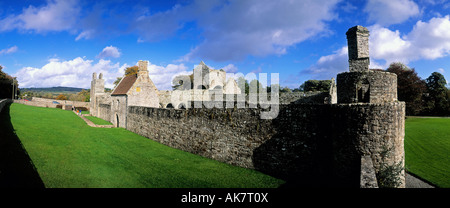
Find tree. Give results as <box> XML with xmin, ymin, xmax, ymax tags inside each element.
<box><xmin>124</xmin><ymin>66</ymin><xmax>139</xmax><ymax>76</ymax></box>
<box><xmin>113</xmin><ymin>66</ymin><xmax>139</xmax><ymax>88</ymax></box>
<box><xmin>0</xmin><ymin>65</ymin><xmax>17</xmax><ymax>99</ymax></box>
<box><xmin>280</xmin><ymin>86</ymin><xmax>291</xmax><ymax>93</ymax></box>
<box><xmin>56</xmin><ymin>94</ymin><xmax>68</xmax><ymax>100</ymax></box>
<box><xmin>292</xmin><ymin>87</ymin><xmax>302</xmax><ymax>92</ymax></box>
<box><xmin>300</xmin><ymin>80</ymin><xmax>331</xmax><ymax>92</ymax></box>
<box><xmin>113</xmin><ymin>77</ymin><xmax>122</xmax><ymax>88</ymax></box>
<box><xmin>249</xmin><ymin>79</ymin><xmax>263</xmax><ymax>93</ymax></box>
<box><xmin>77</xmin><ymin>89</ymin><xmax>90</xmax><ymax>102</ymax></box>
<box><xmin>237</xmin><ymin>77</ymin><xmax>249</xmax><ymax>94</ymax></box>
<box><xmin>386</xmin><ymin>62</ymin><xmax>426</xmax><ymax>116</ymax></box>
<box><xmin>425</xmin><ymin>72</ymin><xmax>448</xmax><ymax>115</ymax></box>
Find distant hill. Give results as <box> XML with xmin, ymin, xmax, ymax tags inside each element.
<box><xmin>20</xmin><ymin>86</ymin><xmax>88</xmax><ymax>93</ymax></box>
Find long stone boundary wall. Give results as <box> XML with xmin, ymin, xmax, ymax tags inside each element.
<box><xmin>126</xmin><ymin>101</ymin><xmax>405</xmax><ymax>187</ymax></box>
<box><xmin>14</xmin><ymin>97</ymin><xmax>89</xmax><ymax>110</ymax></box>
<box><xmin>264</xmin><ymin>91</ymin><xmax>330</xmax><ymax>104</ymax></box>
<box><xmin>14</xmin><ymin>99</ymin><xmax>58</xmax><ymax>108</ymax></box>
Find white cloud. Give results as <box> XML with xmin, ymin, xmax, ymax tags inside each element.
<box><xmin>148</xmin><ymin>62</ymin><xmax>190</xmax><ymax>90</ymax></box>
<box><xmin>368</xmin><ymin>25</ymin><xmax>412</xmax><ymax>64</ymax></box>
<box><xmin>135</xmin><ymin>0</ymin><xmax>340</xmax><ymax>62</ymax></box>
<box><xmin>369</xmin><ymin>15</ymin><xmax>450</xmax><ymax>65</ymax></box>
<box><xmin>340</xmin><ymin>2</ymin><xmax>357</xmax><ymax>13</ymax></box>
<box><xmin>96</xmin><ymin>46</ymin><xmax>121</xmax><ymax>59</ymax></box>
<box><xmin>14</xmin><ymin>56</ymin><xmax>196</xmax><ymax>90</ymax></box>
<box><xmin>75</xmin><ymin>30</ymin><xmax>94</xmax><ymax>41</ymax></box>
<box><xmin>222</xmin><ymin>64</ymin><xmax>239</xmax><ymax>73</ymax></box>
<box><xmin>0</xmin><ymin>0</ymin><xmax>80</xmax><ymax>33</ymax></box>
<box><xmin>304</xmin><ymin>46</ymin><xmax>348</xmax><ymax>79</ymax></box>
<box><xmin>0</xmin><ymin>46</ymin><xmax>18</xmax><ymax>55</ymax></box>
<box><xmin>364</xmin><ymin>0</ymin><xmax>420</xmax><ymax>26</ymax></box>
<box><xmin>14</xmin><ymin>57</ymin><xmax>125</xmax><ymax>89</ymax></box>
<box><xmin>134</xmin><ymin>4</ymin><xmax>187</xmax><ymax>42</ymax></box>
<box><xmin>407</xmin><ymin>15</ymin><xmax>450</xmax><ymax>59</ymax></box>
<box><xmin>304</xmin><ymin>15</ymin><xmax>450</xmax><ymax>79</ymax></box>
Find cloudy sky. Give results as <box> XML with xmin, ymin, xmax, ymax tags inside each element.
<box><xmin>0</xmin><ymin>0</ymin><xmax>449</xmax><ymax>90</ymax></box>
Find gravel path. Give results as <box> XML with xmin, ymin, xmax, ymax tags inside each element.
<box><xmin>406</xmin><ymin>172</ymin><xmax>434</xmax><ymax>188</ymax></box>
<box><xmin>74</xmin><ymin>111</ymin><xmax>115</xmax><ymax>128</ymax></box>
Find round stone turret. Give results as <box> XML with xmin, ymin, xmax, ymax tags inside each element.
<box><xmin>337</xmin><ymin>71</ymin><xmax>397</xmax><ymax>103</ymax></box>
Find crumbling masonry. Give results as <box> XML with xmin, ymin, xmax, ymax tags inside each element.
<box><xmin>90</xmin><ymin>26</ymin><xmax>405</xmax><ymax>187</ymax></box>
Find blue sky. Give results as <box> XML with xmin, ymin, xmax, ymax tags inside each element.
<box><xmin>0</xmin><ymin>0</ymin><xmax>449</xmax><ymax>90</ymax></box>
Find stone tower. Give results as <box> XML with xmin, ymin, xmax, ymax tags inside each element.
<box><xmin>90</xmin><ymin>72</ymin><xmax>105</xmax><ymax>117</ymax></box>
<box><xmin>335</xmin><ymin>26</ymin><xmax>405</xmax><ymax>188</ymax></box>
<box><xmin>338</xmin><ymin>26</ymin><xmax>397</xmax><ymax>104</ymax></box>
<box><xmin>91</xmin><ymin>72</ymin><xmax>105</xmax><ymax>94</ymax></box>
<box><xmin>346</xmin><ymin>25</ymin><xmax>370</xmax><ymax>72</ymax></box>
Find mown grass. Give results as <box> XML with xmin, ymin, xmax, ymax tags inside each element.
<box><xmin>10</xmin><ymin>103</ymin><xmax>284</xmax><ymax>188</ymax></box>
<box><xmin>84</xmin><ymin>116</ymin><xmax>112</xmax><ymax>125</ymax></box>
<box><xmin>405</xmin><ymin>117</ymin><xmax>450</xmax><ymax>188</ymax></box>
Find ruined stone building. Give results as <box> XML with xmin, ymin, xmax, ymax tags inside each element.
<box><xmin>89</xmin><ymin>26</ymin><xmax>405</xmax><ymax>188</ymax></box>
<box><xmin>90</xmin><ymin>60</ymin><xmax>159</xmax><ymax>128</ymax></box>
<box><xmin>91</xmin><ymin>59</ymin><xmax>241</xmax><ymax>126</ymax></box>
<box><xmin>159</xmin><ymin>61</ymin><xmax>242</xmax><ymax>109</ymax></box>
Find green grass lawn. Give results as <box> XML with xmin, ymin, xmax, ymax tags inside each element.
<box><xmin>9</xmin><ymin>103</ymin><xmax>284</xmax><ymax>188</ymax></box>
<box><xmin>84</xmin><ymin>116</ymin><xmax>112</xmax><ymax>125</ymax></box>
<box><xmin>81</xmin><ymin>111</ymin><xmax>90</xmax><ymax>115</ymax></box>
<box><xmin>405</xmin><ymin>117</ymin><xmax>450</xmax><ymax>188</ymax></box>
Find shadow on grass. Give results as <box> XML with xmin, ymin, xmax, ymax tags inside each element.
<box><xmin>0</xmin><ymin>103</ymin><xmax>44</xmax><ymax>188</ymax></box>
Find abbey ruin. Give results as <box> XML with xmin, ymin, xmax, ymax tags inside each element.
<box><xmin>89</xmin><ymin>26</ymin><xmax>405</xmax><ymax>188</ymax></box>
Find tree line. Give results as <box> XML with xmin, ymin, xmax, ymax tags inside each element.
<box><xmin>20</xmin><ymin>89</ymin><xmax>91</xmax><ymax>102</ymax></box>
<box><xmin>293</xmin><ymin>63</ymin><xmax>450</xmax><ymax>116</ymax></box>
<box><xmin>386</xmin><ymin>62</ymin><xmax>449</xmax><ymax>116</ymax></box>
<box><xmin>0</xmin><ymin>65</ymin><xmax>20</xmax><ymax>99</ymax></box>
<box><xmin>275</xmin><ymin>62</ymin><xmax>449</xmax><ymax>117</ymax></box>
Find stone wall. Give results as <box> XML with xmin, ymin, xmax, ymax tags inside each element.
<box><xmin>0</xmin><ymin>99</ymin><xmax>12</xmax><ymax>113</ymax></box>
<box><xmin>160</xmin><ymin>90</ymin><xmax>332</xmax><ymax>110</ymax></box>
<box><xmin>91</xmin><ymin>93</ymin><xmax>110</xmax><ymax>117</ymax></box>
<box><xmin>110</xmin><ymin>95</ymin><xmax>128</xmax><ymax>128</ymax></box>
<box><xmin>158</xmin><ymin>90</ymin><xmax>172</xmax><ymax>108</ymax></box>
<box><xmin>98</xmin><ymin>103</ymin><xmax>111</xmax><ymax>124</ymax></box>
<box><xmin>126</xmin><ymin>101</ymin><xmax>405</xmax><ymax>187</ymax></box>
<box><xmin>158</xmin><ymin>77</ymin><xmax>336</xmax><ymax>109</ymax></box>
<box><xmin>16</xmin><ymin>97</ymin><xmax>90</xmax><ymax>110</ymax></box>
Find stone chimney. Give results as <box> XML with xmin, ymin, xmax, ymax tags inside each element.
<box><xmin>346</xmin><ymin>25</ymin><xmax>370</xmax><ymax>72</ymax></box>
<box><xmin>138</xmin><ymin>60</ymin><xmax>149</xmax><ymax>77</ymax></box>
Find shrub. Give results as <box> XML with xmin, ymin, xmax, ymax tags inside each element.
<box><xmin>56</xmin><ymin>94</ymin><xmax>68</xmax><ymax>100</ymax></box>
<box><xmin>376</xmin><ymin>146</ymin><xmax>404</xmax><ymax>188</ymax></box>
